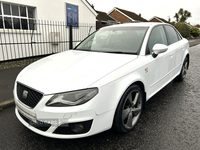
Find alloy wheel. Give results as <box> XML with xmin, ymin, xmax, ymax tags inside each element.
<box><xmin>122</xmin><ymin>89</ymin><xmax>142</xmax><ymax>129</ymax></box>
<box><xmin>182</xmin><ymin>59</ymin><xmax>188</xmax><ymax>79</ymax></box>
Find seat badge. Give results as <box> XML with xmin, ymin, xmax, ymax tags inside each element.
<box><xmin>22</xmin><ymin>90</ymin><xmax>28</xmax><ymax>99</ymax></box>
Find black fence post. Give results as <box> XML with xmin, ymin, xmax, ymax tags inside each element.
<box><xmin>69</xmin><ymin>25</ymin><xmax>73</xmax><ymax>49</ymax></box>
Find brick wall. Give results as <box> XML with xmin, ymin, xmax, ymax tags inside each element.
<box><xmin>109</xmin><ymin>10</ymin><xmax>133</xmax><ymax>23</ymax></box>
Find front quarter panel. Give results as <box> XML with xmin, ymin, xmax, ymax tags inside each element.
<box><xmin>91</xmin><ymin>56</ymin><xmax>149</xmax><ymax>115</ymax></box>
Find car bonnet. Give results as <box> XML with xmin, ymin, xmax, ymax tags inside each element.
<box><xmin>16</xmin><ymin>50</ymin><xmax>137</xmax><ymax>94</ymax></box>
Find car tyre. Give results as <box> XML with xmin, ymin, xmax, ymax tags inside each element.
<box><xmin>176</xmin><ymin>57</ymin><xmax>189</xmax><ymax>81</ymax></box>
<box><xmin>113</xmin><ymin>84</ymin><xmax>144</xmax><ymax>133</ymax></box>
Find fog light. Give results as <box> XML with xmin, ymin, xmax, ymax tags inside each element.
<box><xmin>53</xmin><ymin>120</ymin><xmax>93</xmax><ymax>135</ymax></box>
<box><xmin>72</xmin><ymin>124</ymin><xmax>84</xmax><ymax>133</ymax></box>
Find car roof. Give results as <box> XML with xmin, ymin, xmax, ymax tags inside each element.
<box><xmin>102</xmin><ymin>22</ymin><xmax>168</xmax><ymax>29</ymax></box>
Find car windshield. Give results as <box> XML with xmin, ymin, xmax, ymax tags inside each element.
<box><xmin>75</xmin><ymin>27</ymin><xmax>148</xmax><ymax>54</ymax></box>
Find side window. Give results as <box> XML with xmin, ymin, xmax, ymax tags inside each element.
<box><xmin>147</xmin><ymin>26</ymin><xmax>168</xmax><ymax>54</ymax></box>
<box><xmin>176</xmin><ymin>31</ymin><xmax>182</xmax><ymax>40</ymax></box>
<box><xmin>165</xmin><ymin>26</ymin><xmax>179</xmax><ymax>44</ymax></box>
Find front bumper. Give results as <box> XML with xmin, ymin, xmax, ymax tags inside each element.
<box><xmin>14</xmin><ymin>89</ymin><xmax>115</xmax><ymax>139</ymax></box>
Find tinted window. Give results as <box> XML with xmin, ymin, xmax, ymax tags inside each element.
<box><xmin>20</xmin><ymin>6</ymin><xmax>26</xmax><ymax>17</ymax></box>
<box><xmin>13</xmin><ymin>18</ymin><xmax>20</xmax><ymax>29</ymax></box>
<box><xmin>28</xmin><ymin>7</ymin><xmax>35</xmax><ymax>18</ymax></box>
<box><xmin>0</xmin><ymin>16</ymin><xmax>3</xmax><ymax>28</ymax></box>
<box><xmin>4</xmin><ymin>17</ymin><xmax>12</xmax><ymax>29</ymax></box>
<box><xmin>177</xmin><ymin>32</ymin><xmax>182</xmax><ymax>40</ymax></box>
<box><xmin>21</xmin><ymin>19</ymin><xmax>28</xmax><ymax>30</ymax></box>
<box><xmin>29</xmin><ymin>19</ymin><xmax>35</xmax><ymax>30</ymax></box>
<box><xmin>0</xmin><ymin>3</ymin><xmax>2</xmax><ymax>15</ymax></box>
<box><xmin>165</xmin><ymin>26</ymin><xmax>179</xmax><ymax>44</ymax></box>
<box><xmin>12</xmin><ymin>5</ymin><xmax>19</xmax><ymax>16</ymax></box>
<box><xmin>147</xmin><ymin>26</ymin><xmax>168</xmax><ymax>54</ymax></box>
<box><xmin>3</xmin><ymin>3</ymin><xmax>11</xmax><ymax>15</ymax></box>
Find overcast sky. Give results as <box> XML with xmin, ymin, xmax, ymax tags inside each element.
<box><xmin>87</xmin><ymin>0</ymin><xmax>200</xmax><ymax>25</ymax></box>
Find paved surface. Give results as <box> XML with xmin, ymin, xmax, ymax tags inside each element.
<box><xmin>0</xmin><ymin>44</ymin><xmax>200</xmax><ymax>149</ymax></box>
<box><xmin>188</xmin><ymin>38</ymin><xmax>200</xmax><ymax>47</ymax></box>
<box><xmin>0</xmin><ymin>67</ymin><xmax>24</xmax><ymax>103</ymax></box>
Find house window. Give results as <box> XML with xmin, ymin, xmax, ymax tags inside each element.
<box><xmin>0</xmin><ymin>2</ymin><xmax>36</xmax><ymax>30</ymax></box>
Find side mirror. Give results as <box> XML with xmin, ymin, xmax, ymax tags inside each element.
<box><xmin>152</xmin><ymin>44</ymin><xmax>168</xmax><ymax>58</ymax></box>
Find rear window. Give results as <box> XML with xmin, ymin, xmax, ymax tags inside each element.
<box><xmin>165</xmin><ymin>26</ymin><xmax>179</xmax><ymax>44</ymax></box>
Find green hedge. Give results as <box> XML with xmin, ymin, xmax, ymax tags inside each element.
<box><xmin>190</xmin><ymin>26</ymin><xmax>200</xmax><ymax>37</ymax></box>
<box><xmin>175</xmin><ymin>22</ymin><xmax>190</xmax><ymax>38</ymax></box>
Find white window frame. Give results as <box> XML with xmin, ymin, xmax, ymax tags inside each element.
<box><xmin>0</xmin><ymin>2</ymin><xmax>36</xmax><ymax>30</ymax></box>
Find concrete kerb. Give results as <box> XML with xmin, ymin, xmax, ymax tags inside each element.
<box><xmin>0</xmin><ymin>99</ymin><xmax>14</xmax><ymax>111</ymax></box>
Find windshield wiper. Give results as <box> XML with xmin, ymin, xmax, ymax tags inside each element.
<box><xmin>104</xmin><ymin>51</ymin><xmax>138</xmax><ymax>55</ymax></box>
<box><xmin>74</xmin><ymin>49</ymin><xmax>138</xmax><ymax>55</ymax></box>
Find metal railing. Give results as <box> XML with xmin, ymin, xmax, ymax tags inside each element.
<box><xmin>0</xmin><ymin>20</ymin><xmax>96</xmax><ymax>61</ymax></box>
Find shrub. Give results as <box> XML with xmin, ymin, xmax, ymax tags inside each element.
<box><xmin>175</xmin><ymin>22</ymin><xmax>190</xmax><ymax>38</ymax></box>
<box><xmin>190</xmin><ymin>26</ymin><xmax>200</xmax><ymax>37</ymax></box>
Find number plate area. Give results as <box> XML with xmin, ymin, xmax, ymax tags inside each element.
<box><xmin>16</xmin><ymin>103</ymin><xmax>37</xmax><ymax>123</ymax></box>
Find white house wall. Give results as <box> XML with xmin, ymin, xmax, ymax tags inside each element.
<box><xmin>0</xmin><ymin>0</ymin><xmax>97</xmax><ymax>23</ymax></box>
<box><xmin>0</xmin><ymin>0</ymin><xmax>97</xmax><ymax>61</ymax></box>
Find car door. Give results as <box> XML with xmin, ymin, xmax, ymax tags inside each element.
<box><xmin>146</xmin><ymin>25</ymin><xmax>173</xmax><ymax>99</ymax></box>
<box><xmin>164</xmin><ymin>25</ymin><xmax>185</xmax><ymax>79</ymax></box>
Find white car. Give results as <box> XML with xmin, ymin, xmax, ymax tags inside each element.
<box><xmin>14</xmin><ymin>23</ymin><xmax>189</xmax><ymax>139</ymax></box>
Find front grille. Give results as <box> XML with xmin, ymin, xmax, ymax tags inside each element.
<box><xmin>17</xmin><ymin>82</ymin><xmax>43</xmax><ymax>109</ymax></box>
<box><xmin>18</xmin><ymin>111</ymin><xmax>51</xmax><ymax>131</ymax></box>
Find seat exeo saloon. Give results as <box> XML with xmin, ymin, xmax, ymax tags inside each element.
<box><xmin>14</xmin><ymin>23</ymin><xmax>189</xmax><ymax>139</ymax></box>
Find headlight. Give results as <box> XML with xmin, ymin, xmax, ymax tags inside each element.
<box><xmin>46</xmin><ymin>88</ymin><xmax>98</xmax><ymax>107</ymax></box>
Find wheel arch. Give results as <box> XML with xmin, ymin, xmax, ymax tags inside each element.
<box><xmin>133</xmin><ymin>81</ymin><xmax>146</xmax><ymax>110</ymax></box>
<box><xmin>112</xmin><ymin>80</ymin><xmax>146</xmax><ymax>131</ymax></box>
<box><xmin>120</xmin><ymin>81</ymin><xmax>147</xmax><ymax>111</ymax></box>
<box><xmin>113</xmin><ymin>80</ymin><xmax>147</xmax><ymax>119</ymax></box>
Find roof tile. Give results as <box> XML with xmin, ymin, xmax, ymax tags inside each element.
<box><xmin>115</xmin><ymin>7</ymin><xmax>148</xmax><ymax>22</ymax></box>
<box><xmin>96</xmin><ymin>11</ymin><xmax>116</xmax><ymax>22</ymax></box>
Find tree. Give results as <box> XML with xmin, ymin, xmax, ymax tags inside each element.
<box><xmin>174</xmin><ymin>13</ymin><xmax>179</xmax><ymax>22</ymax></box>
<box><xmin>173</xmin><ymin>8</ymin><xmax>191</xmax><ymax>23</ymax></box>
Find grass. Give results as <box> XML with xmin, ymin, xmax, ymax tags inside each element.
<box><xmin>0</xmin><ymin>57</ymin><xmax>44</xmax><ymax>70</ymax></box>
